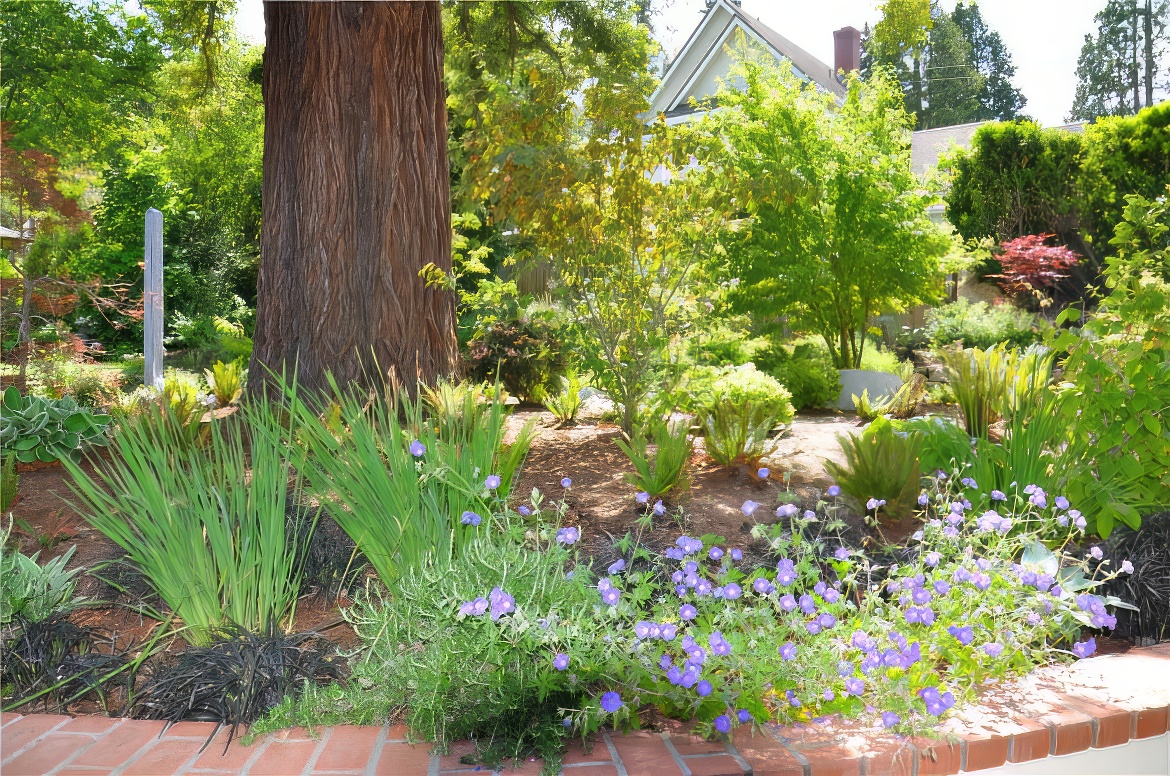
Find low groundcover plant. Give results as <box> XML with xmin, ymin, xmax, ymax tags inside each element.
<box><xmin>260</xmin><ymin>473</ymin><xmax>1131</xmax><ymax>775</ymax></box>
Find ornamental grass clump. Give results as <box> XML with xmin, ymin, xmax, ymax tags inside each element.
<box><xmin>615</xmin><ymin>419</ymin><xmax>693</xmax><ymax>498</ymax></box>
<box><xmin>66</xmin><ymin>395</ymin><xmax>312</xmax><ymax>647</ymax></box>
<box><xmin>291</xmin><ymin>376</ymin><xmax>534</xmax><ymax>585</ymax></box>
<box><xmin>824</xmin><ymin>416</ymin><xmax>923</xmax><ymax>518</ymax></box>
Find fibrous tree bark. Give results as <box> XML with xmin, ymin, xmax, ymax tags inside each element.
<box><xmin>251</xmin><ymin>1</ymin><xmax>457</xmax><ymax>396</ymax></box>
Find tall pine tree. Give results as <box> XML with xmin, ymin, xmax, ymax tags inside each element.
<box><xmin>1069</xmin><ymin>0</ymin><xmax>1168</xmax><ymax>121</ymax></box>
<box><xmin>865</xmin><ymin>1</ymin><xmax>1024</xmax><ymax>129</ymax></box>
<box><xmin>952</xmin><ymin>1</ymin><xmax>1025</xmax><ymax>121</ymax></box>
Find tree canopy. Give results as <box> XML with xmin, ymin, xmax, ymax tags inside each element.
<box><xmin>865</xmin><ymin>1</ymin><xmax>1024</xmax><ymax>129</ymax></box>
<box><xmin>1070</xmin><ymin>0</ymin><xmax>1168</xmax><ymax>121</ymax></box>
<box><xmin>702</xmin><ymin>57</ymin><xmax>950</xmax><ymax>368</ymax></box>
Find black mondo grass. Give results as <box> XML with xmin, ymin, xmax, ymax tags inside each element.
<box><xmin>291</xmin><ymin>506</ymin><xmax>367</xmax><ymax>601</ymax></box>
<box><xmin>131</xmin><ymin>630</ymin><xmax>343</xmax><ymax>750</ymax></box>
<box><xmin>1</xmin><ymin>615</ymin><xmax>126</xmax><ymax>713</ymax></box>
<box><xmin>1102</xmin><ymin>511</ymin><xmax>1170</xmax><ymax>645</ymax></box>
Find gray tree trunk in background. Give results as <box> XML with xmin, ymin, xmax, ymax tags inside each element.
<box><xmin>144</xmin><ymin>207</ymin><xmax>164</xmax><ymax>389</ymax></box>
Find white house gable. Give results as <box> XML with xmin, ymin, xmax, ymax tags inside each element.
<box><xmin>648</xmin><ymin>0</ymin><xmax>845</xmax><ymax>122</ymax></box>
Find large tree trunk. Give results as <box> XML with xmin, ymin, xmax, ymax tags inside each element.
<box><xmin>251</xmin><ymin>1</ymin><xmax>457</xmax><ymax>397</ymax></box>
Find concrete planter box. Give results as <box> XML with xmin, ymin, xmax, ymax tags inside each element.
<box><xmin>837</xmin><ymin>369</ymin><xmax>903</xmax><ymax>411</ymax></box>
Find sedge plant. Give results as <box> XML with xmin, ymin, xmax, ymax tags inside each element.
<box><xmin>824</xmin><ymin>416</ymin><xmax>923</xmax><ymax>519</ymax></box>
<box><xmin>615</xmin><ymin>419</ymin><xmax>693</xmax><ymax>498</ymax></box>
<box><xmin>65</xmin><ymin>395</ymin><xmax>313</xmax><ymax>646</ymax></box>
<box><xmin>542</xmin><ymin>370</ymin><xmax>586</xmax><ymax>425</ymax></box>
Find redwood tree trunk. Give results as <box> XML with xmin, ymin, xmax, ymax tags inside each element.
<box><xmin>251</xmin><ymin>1</ymin><xmax>457</xmax><ymax>396</ymax></box>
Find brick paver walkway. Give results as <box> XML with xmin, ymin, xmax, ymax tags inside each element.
<box><xmin>4</xmin><ymin>643</ymin><xmax>1170</xmax><ymax>775</ymax></box>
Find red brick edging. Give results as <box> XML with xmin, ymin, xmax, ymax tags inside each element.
<box><xmin>3</xmin><ymin>643</ymin><xmax>1169</xmax><ymax>775</ymax></box>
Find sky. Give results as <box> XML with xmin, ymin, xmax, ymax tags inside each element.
<box><xmin>234</xmin><ymin>0</ymin><xmax>1107</xmax><ymax>127</ymax></box>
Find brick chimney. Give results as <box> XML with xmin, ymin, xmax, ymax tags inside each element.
<box><xmin>833</xmin><ymin>26</ymin><xmax>861</xmax><ymax>78</ymax></box>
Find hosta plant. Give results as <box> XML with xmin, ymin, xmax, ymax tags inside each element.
<box><xmin>1</xmin><ymin>523</ymin><xmax>84</xmax><ymax>626</ymax></box>
<box><xmin>0</xmin><ymin>387</ymin><xmax>110</xmax><ymax>464</ymax></box>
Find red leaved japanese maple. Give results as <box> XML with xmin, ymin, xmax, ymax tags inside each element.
<box><xmin>992</xmin><ymin>234</ymin><xmax>1080</xmax><ymax>301</ymax></box>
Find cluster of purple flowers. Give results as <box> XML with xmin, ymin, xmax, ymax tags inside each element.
<box><xmin>919</xmin><ymin>686</ymin><xmax>956</xmax><ymax>716</ymax></box>
<box><xmin>1076</xmin><ymin>594</ymin><xmax>1117</xmax><ymax>630</ymax></box>
<box><xmin>458</xmin><ymin>586</ymin><xmax>516</xmax><ymax>621</ymax></box>
<box><xmin>975</xmin><ymin>509</ymin><xmax>1013</xmax><ymax>534</ymax></box>
<box><xmin>634</xmin><ymin>620</ymin><xmax>679</xmax><ymax>641</ymax></box>
<box><xmin>665</xmin><ymin>535</ymin><xmax>704</xmax><ymax>560</ymax></box>
<box><xmin>598</xmin><ymin>576</ymin><xmax>623</xmax><ymax>606</ymax></box>
<box><xmin>661</xmin><ymin>633</ymin><xmax>712</xmax><ymax>691</ymax></box>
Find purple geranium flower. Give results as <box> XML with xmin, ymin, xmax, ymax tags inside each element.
<box><xmin>947</xmin><ymin>624</ymin><xmax>974</xmax><ymax>645</ymax></box>
<box><xmin>680</xmin><ymin>604</ymin><xmax>698</xmax><ymax>620</ymax></box>
<box><xmin>758</xmin><ymin>467</ymin><xmax>770</xmax><ymax>479</ymax></box>
<box><xmin>737</xmin><ymin>709</ymin><xmax>752</xmax><ymax>723</ymax></box>
<box><xmin>518</xmin><ymin>505</ymin><xmax>531</xmax><ymax>516</ymax></box>
<box><xmin>741</xmin><ymin>500</ymin><xmax>760</xmax><ymax>517</ymax></box>
<box><xmin>553</xmin><ymin>653</ymin><xmax>570</xmax><ymax>670</ymax></box>
<box><xmin>608</xmin><ymin>558</ymin><xmax>626</xmax><ymax>574</ymax></box>
<box><xmin>834</xmin><ymin>546</ymin><xmax>850</xmax><ymax>561</ymax></box>
<box><xmin>1072</xmin><ymin>638</ymin><xmax>1096</xmax><ymax>659</ymax></box>
<box><xmin>489</xmin><ymin>587</ymin><xmax>515</xmax><ymax>621</ymax></box>
<box><xmin>844</xmin><ymin>678</ymin><xmax>865</xmax><ymax>696</ymax></box>
<box><xmin>561</xmin><ymin>477</ymin><xmax>572</xmax><ymax>489</ymax></box>
<box><xmin>709</xmin><ymin>631</ymin><xmax>732</xmax><ymax>656</ymax></box>
<box><xmin>696</xmin><ymin>680</ymin><xmax>713</xmax><ymax>697</ymax></box>
<box><xmin>723</xmin><ymin>583</ymin><xmax>743</xmax><ymax>600</ymax></box>
<box><xmin>776</xmin><ymin>504</ymin><xmax>799</xmax><ymax>518</ymax></box>
<box><xmin>459</xmin><ymin>597</ymin><xmax>489</xmax><ymax>617</ymax></box>
<box><xmin>556</xmin><ymin>526</ymin><xmax>580</xmax><ymax>544</ymax></box>
<box><xmin>919</xmin><ymin>686</ymin><xmax>956</xmax><ymax>716</ymax></box>
<box><xmin>484</xmin><ymin>474</ymin><xmax>501</xmax><ymax>490</ymax></box>
<box><xmin>983</xmin><ymin>643</ymin><xmax>1003</xmax><ymax>657</ymax></box>
<box><xmin>828</xmin><ymin>485</ymin><xmax>841</xmax><ymax>497</ymax></box>
<box><xmin>714</xmin><ymin>714</ymin><xmax>732</xmax><ymax>733</ymax></box>
<box><xmin>709</xmin><ymin>546</ymin><xmax>724</xmax><ymax>560</ymax></box>
<box><xmin>730</xmin><ymin>548</ymin><xmax>742</xmax><ymax>561</ymax></box>
<box><xmin>600</xmin><ymin>691</ymin><xmax>622</xmax><ymax>712</ymax></box>
<box><xmin>990</xmin><ymin>489</ymin><xmax>1006</xmax><ymax>501</ymax></box>
<box><xmin>918</xmin><ymin>492</ymin><xmax>930</xmax><ymax>506</ymax></box>
<box><xmin>461</xmin><ymin>511</ymin><xmax>482</xmax><ymax>526</ymax></box>
<box><xmin>882</xmin><ymin>711</ymin><xmax>901</xmax><ymax>728</ymax></box>
<box><xmin>779</xmin><ymin>642</ymin><xmax>797</xmax><ymax>661</ymax></box>
<box><xmin>636</xmin><ymin>491</ymin><xmax>650</xmax><ymax>504</ymax></box>
<box><xmin>654</xmin><ymin>500</ymin><xmax>666</xmax><ymax>516</ymax></box>
<box><xmin>779</xmin><ymin>594</ymin><xmax>797</xmax><ymax>612</ymax></box>
<box><xmin>409</xmin><ymin>440</ymin><xmax>426</xmax><ymax>457</ymax></box>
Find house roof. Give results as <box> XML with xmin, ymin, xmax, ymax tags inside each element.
<box><xmin>908</xmin><ymin>120</ymin><xmax>1087</xmax><ymax>176</ymax></box>
<box><xmin>647</xmin><ymin>0</ymin><xmax>844</xmax><ymax>119</ymax></box>
<box><xmin>721</xmin><ymin>2</ymin><xmax>845</xmax><ymax>97</ymax></box>
<box><xmin>909</xmin><ymin>121</ymin><xmax>988</xmax><ymax>176</ymax></box>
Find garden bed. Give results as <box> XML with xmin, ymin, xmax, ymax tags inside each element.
<box><xmin>3</xmin><ymin>642</ymin><xmax>1168</xmax><ymax>775</ymax></box>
